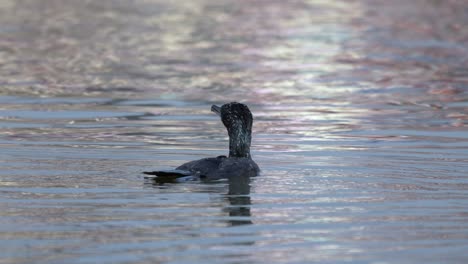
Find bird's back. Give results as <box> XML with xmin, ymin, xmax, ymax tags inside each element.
<box><xmin>176</xmin><ymin>155</ymin><xmax>226</xmax><ymax>179</ymax></box>
<box><xmin>177</xmin><ymin>155</ymin><xmax>259</xmax><ymax>180</ymax></box>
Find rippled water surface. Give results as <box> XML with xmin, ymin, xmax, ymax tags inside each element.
<box><xmin>1</xmin><ymin>0</ymin><xmax>468</xmax><ymax>263</ymax></box>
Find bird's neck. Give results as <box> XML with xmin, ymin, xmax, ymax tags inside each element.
<box><xmin>228</xmin><ymin>129</ymin><xmax>251</xmax><ymax>158</ymax></box>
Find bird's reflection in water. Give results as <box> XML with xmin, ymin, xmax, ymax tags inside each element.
<box><xmin>223</xmin><ymin>175</ymin><xmax>252</xmax><ymax>226</ymax></box>
<box><xmin>145</xmin><ymin>175</ymin><xmax>253</xmax><ymax>226</ymax></box>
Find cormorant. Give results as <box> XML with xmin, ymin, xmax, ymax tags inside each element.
<box><xmin>144</xmin><ymin>102</ymin><xmax>260</xmax><ymax>182</ymax></box>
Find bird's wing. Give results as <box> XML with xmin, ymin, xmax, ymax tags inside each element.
<box><xmin>176</xmin><ymin>156</ymin><xmax>226</xmax><ymax>178</ymax></box>
<box><xmin>143</xmin><ymin>169</ymin><xmax>192</xmax><ymax>177</ymax></box>
<box><xmin>143</xmin><ymin>156</ymin><xmax>227</xmax><ymax>183</ymax></box>
<box><xmin>143</xmin><ymin>169</ymin><xmax>196</xmax><ymax>183</ymax></box>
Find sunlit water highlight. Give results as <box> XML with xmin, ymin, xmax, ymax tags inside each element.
<box><xmin>1</xmin><ymin>0</ymin><xmax>468</xmax><ymax>263</ymax></box>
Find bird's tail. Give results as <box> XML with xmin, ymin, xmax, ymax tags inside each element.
<box><xmin>143</xmin><ymin>170</ymin><xmax>196</xmax><ymax>183</ymax></box>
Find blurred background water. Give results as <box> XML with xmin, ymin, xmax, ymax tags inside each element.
<box><xmin>1</xmin><ymin>0</ymin><xmax>468</xmax><ymax>263</ymax></box>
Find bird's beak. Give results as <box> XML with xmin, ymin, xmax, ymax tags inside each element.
<box><xmin>211</xmin><ymin>105</ymin><xmax>221</xmax><ymax>116</ymax></box>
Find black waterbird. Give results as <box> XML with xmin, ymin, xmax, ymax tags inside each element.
<box><xmin>143</xmin><ymin>102</ymin><xmax>260</xmax><ymax>182</ymax></box>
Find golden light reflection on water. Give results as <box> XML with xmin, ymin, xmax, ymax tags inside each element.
<box><xmin>0</xmin><ymin>0</ymin><xmax>365</xmax><ymax>104</ymax></box>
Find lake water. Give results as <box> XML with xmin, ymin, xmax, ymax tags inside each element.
<box><xmin>1</xmin><ymin>0</ymin><xmax>468</xmax><ymax>263</ymax></box>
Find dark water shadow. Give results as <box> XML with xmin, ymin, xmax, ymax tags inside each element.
<box><xmin>144</xmin><ymin>175</ymin><xmax>253</xmax><ymax>227</ymax></box>
<box><xmin>223</xmin><ymin>176</ymin><xmax>253</xmax><ymax>226</ymax></box>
